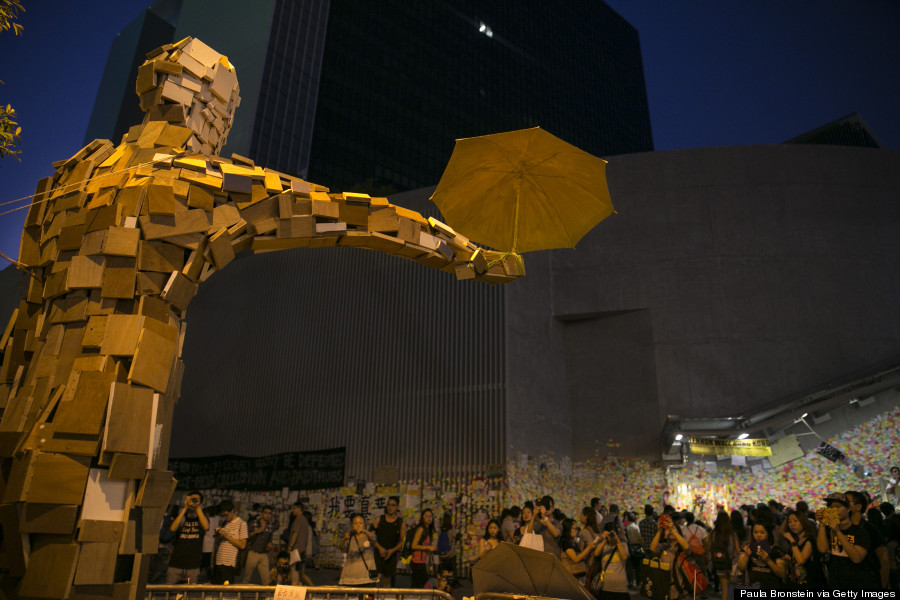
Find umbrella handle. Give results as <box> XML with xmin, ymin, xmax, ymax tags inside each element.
<box><xmin>484</xmin><ymin>187</ymin><xmax>523</xmax><ymax>272</ymax></box>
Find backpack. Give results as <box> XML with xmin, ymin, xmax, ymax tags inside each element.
<box><xmin>685</xmin><ymin>525</ymin><xmax>705</xmax><ymax>556</ymax></box>
<box><xmin>399</xmin><ymin>525</ymin><xmax>417</xmax><ymax>564</ymax></box>
<box><xmin>676</xmin><ymin>552</ymin><xmax>709</xmax><ymax>593</ymax></box>
<box><xmin>710</xmin><ymin>534</ymin><xmax>731</xmax><ymax>571</ymax></box>
<box><xmin>437</xmin><ymin>530</ymin><xmax>452</xmax><ymax>555</ymax></box>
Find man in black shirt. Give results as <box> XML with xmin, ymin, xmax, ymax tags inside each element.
<box><xmin>166</xmin><ymin>491</ymin><xmax>210</xmax><ymax>584</ymax></box>
<box><xmin>816</xmin><ymin>492</ymin><xmax>871</xmax><ymax>588</ymax></box>
<box><xmin>845</xmin><ymin>490</ymin><xmax>889</xmax><ymax>587</ymax></box>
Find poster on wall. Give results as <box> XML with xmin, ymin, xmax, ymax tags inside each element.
<box><xmin>689</xmin><ymin>437</ymin><xmax>771</xmax><ymax>457</ymax></box>
<box><xmin>169</xmin><ymin>447</ymin><xmax>346</xmax><ymax>490</ymax></box>
<box><xmin>768</xmin><ymin>434</ymin><xmax>805</xmax><ymax>467</ymax></box>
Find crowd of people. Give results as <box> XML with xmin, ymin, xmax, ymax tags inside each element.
<box><xmin>154</xmin><ymin>482</ymin><xmax>900</xmax><ymax>596</ymax></box>
<box><xmin>483</xmin><ymin>491</ymin><xmax>900</xmax><ymax>598</ymax></box>
<box><xmin>154</xmin><ymin>495</ymin><xmax>318</xmax><ymax>586</ymax></box>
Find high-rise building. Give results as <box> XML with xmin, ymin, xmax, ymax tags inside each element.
<box><xmin>85</xmin><ymin>0</ymin><xmax>654</xmax><ymax>193</ymax></box>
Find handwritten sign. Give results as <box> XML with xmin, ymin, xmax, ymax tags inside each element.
<box><xmin>689</xmin><ymin>437</ymin><xmax>771</xmax><ymax>457</ymax></box>
<box><xmin>273</xmin><ymin>585</ymin><xmax>307</xmax><ymax>600</ymax></box>
<box><xmin>169</xmin><ymin>448</ymin><xmax>345</xmax><ymax>490</ymax></box>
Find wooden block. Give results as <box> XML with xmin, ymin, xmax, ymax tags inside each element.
<box><xmin>49</xmin><ymin>294</ymin><xmax>89</xmax><ymax>324</ymax></box>
<box><xmin>366</xmin><ymin>232</ymin><xmax>405</xmax><ymax>253</ymax></box>
<box><xmin>277</xmin><ymin>216</ymin><xmax>315</xmax><ymax>238</ymax></box>
<box><xmin>211</xmin><ymin>203</ymin><xmax>241</xmax><ymax>231</ymax></box>
<box><xmin>264</xmin><ymin>170</ymin><xmax>283</xmax><ymax>193</ymax></box>
<box><xmin>208</xmin><ymin>227</ymin><xmax>235</xmax><ymax>270</ymax></box>
<box><xmin>72</xmin><ymin>355</ymin><xmax>108</xmax><ymax>373</ymax></box>
<box><xmin>368</xmin><ymin>207</ymin><xmax>399</xmax><ymax>232</ymax></box>
<box><xmin>20</xmin><ymin>503</ymin><xmax>79</xmax><ymax>534</ymax></box>
<box><xmin>78</xmin><ymin>520</ymin><xmax>125</xmax><ymax>543</ymax></box>
<box><xmin>82</xmin><ymin>316</ymin><xmax>107</xmax><ymax>348</ymax></box>
<box><xmin>109</xmin><ymin>452</ymin><xmax>149</xmax><ymax>480</ymax></box>
<box><xmin>251</xmin><ymin>217</ymin><xmax>276</xmax><ymax>235</ymax></box>
<box><xmin>79</xmin><ymin>229</ymin><xmax>107</xmax><ymax>256</ymax></box>
<box><xmin>101</xmin><ymin>226</ymin><xmax>140</xmax><ymax>257</ymax></box>
<box><xmin>137</xmin><ymin>295</ymin><xmax>170</xmax><ymax>323</ymax></box>
<box><xmin>139</xmin><ymin>209</ymin><xmax>210</xmax><ymax>240</ymax></box>
<box><xmin>160</xmin><ymin>232</ymin><xmax>204</xmax><ymax>250</ymax></box>
<box><xmin>238</xmin><ymin>195</ymin><xmax>278</xmax><ymax>224</ymax></box>
<box><xmin>18</xmin><ymin>542</ymin><xmax>79</xmax><ymax>599</ymax></box>
<box><xmin>128</xmin><ymin>319</ymin><xmax>179</xmax><ymax>392</ymax></box>
<box><xmin>311</xmin><ymin>199</ymin><xmax>340</xmax><ymax>219</ymax></box>
<box><xmin>161</xmin><ymin>271</ymin><xmax>197</xmax><ymax>311</ymax></box>
<box><xmin>58</xmin><ymin>223</ymin><xmax>87</xmax><ymax>251</ymax></box>
<box><xmin>138</xmin><ymin>240</ymin><xmax>184</xmax><ymax>272</ymax></box>
<box><xmin>278</xmin><ymin>193</ymin><xmax>292</xmax><ymax>219</ymax></box>
<box><xmin>342</xmin><ymin>191</ymin><xmax>371</xmax><ymax>204</ymax></box>
<box><xmin>469</xmin><ymin>247</ymin><xmax>488</xmax><ymax>273</ymax></box>
<box><xmin>181</xmin><ymin>238</ymin><xmax>208</xmax><ymax>282</ymax></box>
<box><xmin>155</xmin><ymin>124</ymin><xmax>193</xmax><ymax>148</ymax></box>
<box><xmin>316</xmin><ymin>221</ymin><xmax>347</xmax><ymax>234</ymax></box>
<box><xmin>100</xmin><ymin>265</ymin><xmax>136</xmax><ymax>299</ymax></box>
<box><xmin>67</xmin><ymin>255</ymin><xmax>105</xmax><ymax>289</ymax></box>
<box><xmin>74</xmin><ymin>542</ymin><xmax>118</xmax><ymax>585</ymax></box>
<box><xmin>187</xmin><ymin>183</ymin><xmax>214</xmax><ymax>210</ymax></box>
<box><xmin>102</xmin><ymin>383</ymin><xmax>154</xmax><ymax>455</ymax></box>
<box><xmin>455</xmin><ymin>264</ymin><xmax>477</xmax><ymax>280</ymax></box>
<box><xmin>337</xmin><ymin>231</ymin><xmax>371</xmax><ymax>247</ymax></box>
<box><xmin>0</xmin><ymin>503</ymin><xmax>27</xmax><ymax>576</ymax></box>
<box><xmin>251</xmin><ymin>235</ymin><xmax>310</xmax><ymax>252</ymax></box>
<box><xmin>53</xmin><ymin>370</ymin><xmax>115</xmax><ymax>436</ymax></box>
<box><xmin>136</xmin><ymin>469</ymin><xmax>177</xmax><ymax>507</ymax></box>
<box><xmin>3</xmin><ymin>451</ymin><xmax>91</xmax><ymax>505</ymax></box>
<box><xmin>339</xmin><ymin>202</ymin><xmax>369</xmax><ymax>226</ymax></box>
<box><xmin>135</xmin><ymin>271</ymin><xmax>168</xmax><ymax>295</ymax></box>
<box><xmin>397</xmin><ymin>217</ymin><xmax>420</xmax><ymax>244</ymax></box>
<box><xmin>223</xmin><ymin>172</ymin><xmax>252</xmax><ymax>193</ymax></box>
<box><xmin>43</xmin><ymin>268</ymin><xmax>70</xmax><ymax>299</ymax></box>
<box><xmin>85</xmin><ymin>202</ymin><xmax>125</xmax><ymax>233</ymax></box>
<box><xmin>100</xmin><ymin>314</ymin><xmax>142</xmax><ymax>356</ymax></box>
<box><xmin>147</xmin><ymin>184</ymin><xmax>175</xmax><ymax>216</ymax></box>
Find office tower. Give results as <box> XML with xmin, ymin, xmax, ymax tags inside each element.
<box><xmin>85</xmin><ymin>0</ymin><xmax>654</xmax><ymax>192</ymax></box>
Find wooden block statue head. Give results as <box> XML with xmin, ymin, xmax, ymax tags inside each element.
<box><xmin>136</xmin><ymin>37</ymin><xmax>241</xmax><ymax>156</ymax></box>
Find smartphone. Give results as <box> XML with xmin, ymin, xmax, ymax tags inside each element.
<box><xmin>749</xmin><ymin>540</ymin><xmax>770</xmax><ymax>555</ymax></box>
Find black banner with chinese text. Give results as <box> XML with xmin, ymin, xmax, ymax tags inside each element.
<box><xmin>169</xmin><ymin>447</ymin><xmax>346</xmax><ymax>491</ymax></box>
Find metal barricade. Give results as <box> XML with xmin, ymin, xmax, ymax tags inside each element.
<box><xmin>474</xmin><ymin>594</ymin><xmax>571</xmax><ymax>600</ymax></box>
<box><xmin>145</xmin><ymin>585</ymin><xmax>456</xmax><ymax>600</ymax></box>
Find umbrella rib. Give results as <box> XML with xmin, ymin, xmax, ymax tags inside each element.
<box><xmin>520</xmin><ymin>172</ymin><xmax>577</xmax><ymax>247</ymax></box>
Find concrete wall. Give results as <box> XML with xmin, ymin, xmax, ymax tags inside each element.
<box><xmin>543</xmin><ymin>144</ymin><xmax>900</xmax><ymax>460</ymax></box>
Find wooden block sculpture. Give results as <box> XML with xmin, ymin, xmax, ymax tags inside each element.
<box><xmin>0</xmin><ymin>37</ymin><xmax>523</xmax><ymax>599</ymax></box>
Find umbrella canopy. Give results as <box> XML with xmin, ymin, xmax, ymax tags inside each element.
<box><xmin>430</xmin><ymin>127</ymin><xmax>614</xmax><ymax>254</ymax></box>
<box><xmin>471</xmin><ymin>542</ymin><xmax>595</xmax><ymax>600</ymax></box>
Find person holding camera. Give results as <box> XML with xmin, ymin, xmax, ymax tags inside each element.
<box><xmin>533</xmin><ymin>496</ymin><xmax>562</xmax><ymax>557</ymax></box>
<box><xmin>432</xmin><ymin>565</ymin><xmax>461</xmax><ymax>598</ymax></box>
<box><xmin>166</xmin><ymin>491</ymin><xmax>210</xmax><ymax>584</ymax></box>
<box><xmin>815</xmin><ymin>492</ymin><xmax>872</xmax><ymax>588</ymax></box>
<box><xmin>267</xmin><ymin>551</ymin><xmax>300</xmax><ymax>585</ymax></box>
<box><xmin>339</xmin><ymin>513</ymin><xmax>379</xmax><ymax>586</ymax></box>
<box><xmin>589</xmin><ymin>523</ymin><xmax>630</xmax><ymax>599</ymax></box>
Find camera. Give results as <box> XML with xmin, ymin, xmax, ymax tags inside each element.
<box><xmin>277</xmin><ymin>564</ymin><xmax>291</xmax><ymax>574</ymax></box>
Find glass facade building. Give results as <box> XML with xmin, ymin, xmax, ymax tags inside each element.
<box><xmin>86</xmin><ymin>0</ymin><xmax>654</xmax><ymax>191</ymax></box>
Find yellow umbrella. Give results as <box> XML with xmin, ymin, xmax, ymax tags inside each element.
<box><xmin>430</xmin><ymin>127</ymin><xmax>615</xmax><ymax>254</ymax></box>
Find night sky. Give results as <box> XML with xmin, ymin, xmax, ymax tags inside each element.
<box><xmin>1</xmin><ymin>0</ymin><xmax>898</xmax><ymax>262</ymax></box>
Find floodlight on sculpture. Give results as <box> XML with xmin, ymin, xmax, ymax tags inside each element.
<box><xmin>0</xmin><ymin>36</ymin><xmax>523</xmax><ymax>599</ymax></box>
